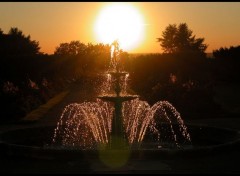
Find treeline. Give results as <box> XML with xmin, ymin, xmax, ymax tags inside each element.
<box><xmin>0</xmin><ymin>27</ymin><xmax>112</xmax><ymax>123</ymax></box>
<box><xmin>126</xmin><ymin>50</ymin><xmax>240</xmax><ymax>119</ymax></box>
<box><xmin>0</xmin><ymin>26</ymin><xmax>240</xmax><ymax>123</ymax></box>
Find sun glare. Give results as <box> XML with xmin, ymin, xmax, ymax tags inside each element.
<box><xmin>94</xmin><ymin>3</ymin><xmax>145</xmax><ymax>51</ymax></box>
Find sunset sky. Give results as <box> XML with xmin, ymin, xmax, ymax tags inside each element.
<box><xmin>1</xmin><ymin>2</ymin><xmax>240</xmax><ymax>54</ymax></box>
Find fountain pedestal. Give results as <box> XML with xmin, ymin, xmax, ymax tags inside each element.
<box><xmin>98</xmin><ymin>94</ymin><xmax>139</xmax><ymax>149</ymax></box>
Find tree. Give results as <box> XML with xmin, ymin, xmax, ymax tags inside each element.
<box><xmin>213</xmin><ymin>45</ymin><xmax>240</xmax><ymax>60</ymax></box>
<box><xmin>157</xmin><ymin>23</ymin><xmax>208</xmax><ymax>54</ymax></box>
<box><xmin>54</xmin><ymin>41</ymin><xmax>87</xmax><ymax>56</ymax></box>
<box><xmin>0</xmin><ymin>27</ymin><xmax>41</xmax><ymax>55</ymax></box>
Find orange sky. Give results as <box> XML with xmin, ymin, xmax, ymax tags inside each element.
<box><xmin>1</xmin><ymin>2</ymin><xmax>240</xmax><ymax>54</ymax></box>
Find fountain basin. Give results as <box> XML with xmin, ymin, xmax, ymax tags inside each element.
<box><xmin>0</xmin><ymin>124</ymin><xmax>239</xmax><ymax>160</ymax></box>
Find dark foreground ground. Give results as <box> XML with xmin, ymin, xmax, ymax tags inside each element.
<box><xmin>0</xmin><ymin>82</ymin><xmax>240</xmax><ymax>174</ymax></box>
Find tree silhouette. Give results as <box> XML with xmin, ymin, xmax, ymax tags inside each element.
<box><xmin>54</xmin><ymin>40</ymin><xmax>87</xmax><ymax>56</ymax></box>
<box><xmin>213</xmin><ymin>45</ymin><xmax>240</xmax><ymax>60</ymax></box>
<box><xmin>85</xmin><ymin>42</ymin><xmax>111</xmax><ymax>56</ymax></box>
<box><xmin>0</xmin><ymin>27</ymin><xmax>41</xmax><ymax>55</ymax></box>
<box><xmin>157</xmin><ymin>23</ymin><xmax>208</xmax><ymax>54</ymax></box>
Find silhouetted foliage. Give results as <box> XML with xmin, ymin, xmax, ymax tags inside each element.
<box><xmin>54</xmin><ymin>41</ymin><xmax>111</xmax><ymax>57</ymax></box>
<box><xmin>124</xmin><ymin>52</ymin><xmax>222</xmax><ymax>118</ymax></box>
<box><xmin>54</xmin><ymin>41</ymin><xmax>111</xmax><ymax>73</ymax></box>
<box><xmin>0</xmin><ymin>25</ymin><xmax>239</xmax><ymax>124</ymax></box>
<box><xmin>213</xmin><ymin>45</ymin><xmax>240</xmax><ymax>60</ymax></box>
<box><xmin>0</xmin><ymin>27</ymin><xmax>41</xmax><ymax>56</ymax></box>
<box><xmin>157</xmin><ymin>23</ymin><xmax>208</xmax><ymax>55</ymax></box>
<box><xmin>211</xmin><ymin>45</ymin><xmax>240</xmax><ymax>83</ymax></box>
<box><xmin>54</xmin><ymin>41</ymin><xmax>87</xmax><ymax>56</ymax></box>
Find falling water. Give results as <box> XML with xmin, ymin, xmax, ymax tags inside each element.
<box><xmin>52</xmin><ymin>100</ymin><xmax>113</xmax><ymax>149</ymax></box>
<box><xmin>52</xmin><ymin>99</ymin><xmax>191</xmax><ymax>149</ymax></box>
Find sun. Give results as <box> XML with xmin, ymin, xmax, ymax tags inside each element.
<box><xmin>94</xmin><ymin>3</ymin><xmax>145</xmax><ymax>51</ymax></box>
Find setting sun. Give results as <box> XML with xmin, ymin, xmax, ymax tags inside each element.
<box><xmin>94</xmin><ymin>3</ymin><xmax>145</xmax><ymax>51</ymax></box>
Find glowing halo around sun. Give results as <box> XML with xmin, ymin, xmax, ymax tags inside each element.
<box><xmin>94</xmin><ymin>3</ymin><xmax>145</xmax><ymax>51</ymax></box>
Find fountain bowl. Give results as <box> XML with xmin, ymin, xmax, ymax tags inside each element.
<box><xmin>0</xmin><ymin>123</ymin><xmax>239</xmax><ymax>161</ymax></box>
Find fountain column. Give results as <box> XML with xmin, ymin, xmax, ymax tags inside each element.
<box><xmin>111</xmin><ymin>97</ymin><xmax>125</xmax><ymax>149</ymax></box>
<box><xmin>110</xmin><ymin>67</ymin><xmax>125</xmax><ymax>149</ymax></box>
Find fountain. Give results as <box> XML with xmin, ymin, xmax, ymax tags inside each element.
<box><xmin>51</xmin><ymin>40</ymin><xmax>191</xmax><ymax>153</ymax></box>
<box><xmin>0</xmin><ymin>41</ymin><xmax>240</xmax><ymax>173</ymax></box>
